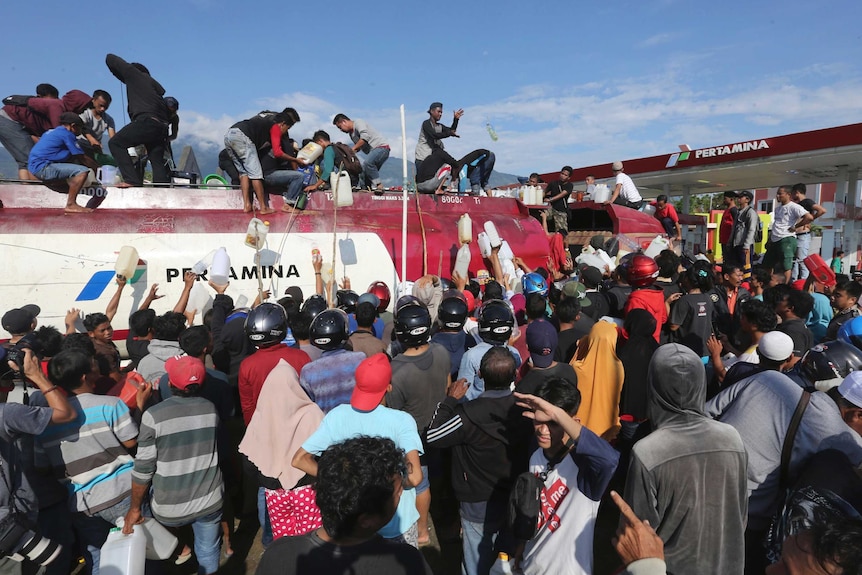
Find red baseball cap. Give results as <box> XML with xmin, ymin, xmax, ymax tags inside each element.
<box><xmin>350</xmin><ymin>353</ymin><xmax>391</xmax><ymax>411</ymax></box>
<box><xmin>165</xmin><ymin>356</ymin><xmax>205</xmax><ymax>390</ymax></box>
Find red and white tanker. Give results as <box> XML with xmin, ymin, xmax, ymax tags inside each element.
<box><xmin>0</xmin><ymin>181</ymin><xmax>670</xmax><ymax>338</ymax></box>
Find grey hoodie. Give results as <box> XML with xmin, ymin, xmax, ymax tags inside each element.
<box><xmin>625</xmin><ymin>344</ymin><xmax>748</xmax><ymax>575</ymax></box>
<box><xmin>136</xmin><ymin>339</ymin><xmax>182</xmax><ymax>384</ymax></box>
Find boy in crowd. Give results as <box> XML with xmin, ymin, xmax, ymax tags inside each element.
<box><xmin>825</xmin><ymin>280</ymin><xmax>862</xmax><ymax>341</ymax></box>
<box><xmin>514</xmin><ymin>379</ymin><xmax>619</xmax><ymax>574</ymax></box>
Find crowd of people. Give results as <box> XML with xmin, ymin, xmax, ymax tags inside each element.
<box><xmin>2</xmin><ymin>179</ymin><xmax>862</xmax><ymax>575</ymax></box>
<box><xmin>1</xmin><ymin>54</ymin><xmax>502</xmax><ymax>215</ymax></box>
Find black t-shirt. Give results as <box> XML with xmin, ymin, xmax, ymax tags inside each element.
<box><xmin>605</xmin><ymin>284</ymin><xmax>632</xmax><ymax>318</ymax></box>
<box><xmin>256</xmin><ymin>531</ymin><xmax>433</xmax><ymax>575</ymax></box>
<box><xmin>797</xmin><ymin>198</ymin><xmax>815</xmax><ymax>215</ymax></box>
<box><xmin>545</xmin><ymin>180</ymin><xmax>573</xmax><ymax>212</ymax></box>
<box><xmin>233</xmin><ymin>115</ymin><xmax>275</xmax><ymax>149</ymax></box>
<box><xmin>669</xmin><ymin>294</ymin><xmax>714</xmax><ymax>357</ymax></box>
<box><xmin>777</xmin><ymin>318</ymin><xmax>814</xmax><ymax>357</ymax></box>
<box><xmin>516</xmin><ymin>362</ymin><xmax>578</xmax><ymax>395</ymax></box>
<box><xmin>581</xmin><ymin>291</ymin><xmax>610</xmax><ymax>321</ymax></box>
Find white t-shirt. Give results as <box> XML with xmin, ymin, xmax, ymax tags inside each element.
<box><xmin>615</xmin><ymin>172</ymin><xmax>642</xmax><ymax>202</ymax></box>
<box><xmin>770</xmin><ymin>201</ymin><xmax>809</xmax><ymax>240</ymax></box>
<box><xmin>520</xmin><ymin>451</ymin><xmax>600</xmax><ymax>575</ymax></box>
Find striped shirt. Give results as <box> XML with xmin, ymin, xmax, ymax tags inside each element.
<box><xmin>132</xmin><ymin>396</ymin><xmax>223</xmax><ymax>523</ymax></box>
<box><xmin>35</xmin><ymin>393</ymin><xmax>137</xmax><ymax>515</ymax></box>
<box><xmin>299</xmin><ymin>349</ymin><xmax>365</xmax><ymax>414</ymax></box>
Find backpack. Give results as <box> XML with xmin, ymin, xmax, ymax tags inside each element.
<box><xmin>508</xmin><ymin>472</ymin><xmax>545</xmax><ymax>540</ymax></box>
<box><xmin>2</xmin><ymin>95</ymin><xmax>34</xmax><ymax>107</ymax></box>
<box><xmin>754</xmin><ymin>215</ymin><xmax>764</xmax><ymax>244</ymax></box>
<box><xmin>332</xmin><ymin>142</ymin><xmax>362</xmax><ymax>176</ymax></box>
<box><xmin>507</xmin><ymin>440</ymin><xmax>572</xmax><ymax>540</ymax></box>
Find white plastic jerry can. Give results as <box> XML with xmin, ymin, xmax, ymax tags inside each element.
<box><xmin>244</xmin><ymin>218</ymin><xmax>270</xmax><ymax>249</ymax></box>
<box><xmin>100</xmin><ymin>526</ymin><xmax>146</xmax><ymax>575</ymax></box>
<box><xmin>209</xmin><ymin>247</ymin><xmax>231</xmax><ymax>286</ymax></box>
<box><xmin>330</xmin><ymin>171</ymin><xmax>354</xmax><ymax>206</ymax></box>
<box><xmin>115</xmin><ymin>246</ymin><xmax>139</xmax><ymax>280</ymax></box>
<box><xmin>454</xmin><ymin>244</ymin><xmax>472</xmax><ymax>278</ymax></box>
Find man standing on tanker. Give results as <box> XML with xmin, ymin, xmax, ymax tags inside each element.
<box><xmin>414</xmin><ymin>102</ymin><xmax>463</xmax><ymax>175</ymax></box>
<box><xmin>105</xmin><ymin>54</ymin><xmax>172</xmax><ymax>187</ymax></box>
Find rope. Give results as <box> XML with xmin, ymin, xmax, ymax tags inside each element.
<box><xmin>414</xmin><ymin>191</ymin><xmax>429</xmax><ymax>276</ymax></box>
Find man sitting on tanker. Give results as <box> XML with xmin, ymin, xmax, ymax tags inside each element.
<box><xmin>415</xmin><ymin>148</ymin><xmax>495</xmax><ymax>196</ymax></box>
<box><xmin>27</xmin><ymin>112</ymin><xmax>100</xmax><ymax>214</ymax></box>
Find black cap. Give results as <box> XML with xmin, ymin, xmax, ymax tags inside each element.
<box><xmin>428</xmin><ymin>102</ymin><xmax>443</xmax><ymax>112</ymax></box>
<box><xmin>739</xmin><ymin>190</ymin><xmax>753</xmax><ymax>201</ymax></box>
<box><xmin>2</xmin><ymin>304</ymin><xmax>40</xmax><ymax>334</ymax></box>
<box><xmin>723</xmin><ymin>190</ymin><xmax>740</xmax><ymax>198</ymax></box>
<box><xmin>59</xmin><ymin>112</ymin><xmax>84</xmax><ymax>127</ymax></box>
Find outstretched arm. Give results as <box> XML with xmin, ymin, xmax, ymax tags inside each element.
<box><xmin>105</xmin><ymin>276</ymin><xmax>127</xmax><ymax>322</ymax></box>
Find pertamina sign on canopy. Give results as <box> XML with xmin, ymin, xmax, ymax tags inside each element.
<box><xmin>667</xmin><ymin>140</ymin><xmax>770</xmax><ymax>168</ymax></box>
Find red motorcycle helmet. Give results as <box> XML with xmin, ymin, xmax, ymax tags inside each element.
<box><xmin>625</xmin><ymin>254</ymin><xmax>659</xmax><ymax>288</ymax></box>
<box><xmin>367</xmin><ymin>281</ymin><xmax>391</xmax><ymax>312</ymax></box>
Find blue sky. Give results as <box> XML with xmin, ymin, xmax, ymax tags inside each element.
<box><xmin>4</xmin><ymin>0</ymin><xmax>862</xmax><ymax>175</ymax></box>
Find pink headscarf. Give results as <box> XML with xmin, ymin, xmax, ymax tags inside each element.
<box><xmin>239</xmin><ymin>359</ymin><xmax>323</xmax><ymax>490</ymax></box>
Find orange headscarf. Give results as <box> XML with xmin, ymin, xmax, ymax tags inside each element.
<box><xmin>571</xmin><ymin>321</ymin><xmax>625</xmax><ymax>440</ymax></box>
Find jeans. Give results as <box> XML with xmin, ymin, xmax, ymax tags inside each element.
<box><xmin>35</xmin><ymin>163</ymin><xmax>89</xmax><ymax>181</ymax></box>
<box><xmin>109</xmin><ymin>117</ymin><xmax>169</xmax><ymax>185</ymax></box>
<box><xmin>0</xmin><ymin>112</ymin><xmax>35</xmax><ymax>168</ymax></box>
<box><xmin>466</xmin><ymin>151</ymin><xmax>496</xmax><ymax>194</ymax></box>
<box><xmin>161</xmin><ymin>510</ymin><xmax>223</xmax><ymax>575</ymax></box>
<box><xmin>461</xmin><ymin>516</ymin><xmax>503</xmax><ymax>575</ymax></box>
<box><xmin>224</xmin><ymin>128</ymin><xmax>263</xmax><ymax>180</ymax></box>
<box><xmin>659</xmin><ymin>216</ymin><xmax>676</xmax><ymax>238</ymax></box>
<box><xmin>257</xmin><ymin>487</ymin><xmax>273</xmax><ymax>547</ymax></box>
<box><xmin>264</xmin><ymin>169</ymin><xmax>304</xmax><ymax>203</ymax></box>
<box><xmin>361</xmin><ymin>146</ymin><xmax>390</xmax><ymax>187</ymax></box>
<box><xmin>792</xmin><ymin>232</ymin><xmax>812</xmax><ymax>281</ymax></box>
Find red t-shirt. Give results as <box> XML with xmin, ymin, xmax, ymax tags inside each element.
<box><xmin>239</xmin><ymin>344</ymin><xmax>311</xmax><ymax>425</ymax></box>
<box><xmin>624</xmin><ymin>287</ymin><xmax>667</xmax><ymax>342</ymax></box>
<box><xmin>653</xmin><ymin>203</ymin><xmax>679</xmax><ymax>222</ymax></box>
<box><xmin>719</xmin><ymin>207</ymin><xmax>738</xmax><ymax>244</ymax></box>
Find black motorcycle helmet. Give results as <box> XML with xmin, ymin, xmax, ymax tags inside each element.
<box><xmin>395</xmin><ymin>295</ymin><xmax>421</xmax><ymax>314</ymax></box>
<box><xmin>438</xmin><ymin>292</ymin><xmax>469</xmax><ymax>330</ymax></box>
<box><xmin>309</xmin><ymin>309</ymin><xmax>349</xmax><ymax>351</ymax></box>
<box><xmin>336</xmin><ymin>290</ymin><xmax>359</xmax><ymax>314</ymax></box>
<box><xmin>394</xmin><ymin>303</ymin><xmax>432</xmax><ymax>347</ymax></box>
<box><xmin>244</xmin><ymin>303</ymin><xmax>288</xmax><ymax>347</ymax></box>
<box><xmin>798</xmin><ymin>340</ymin><xmax>862</xmax><ymax>391</ymax></box>
<box><xmin>301</xmin><ymin>294</ymin><xmax>327</xmax><ymax>319</ymax></box>
<box><xmin>478</xmin><ymin>299</ymin><xmax>514</xmax><ymax>343</ymax></box>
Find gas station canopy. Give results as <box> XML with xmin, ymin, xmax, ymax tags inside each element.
<box><xmin>541</xmin><ymin>123</ymin><xmax>862</xmax><ymax>198</ymax></box>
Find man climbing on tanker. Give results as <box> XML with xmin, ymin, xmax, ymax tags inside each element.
<box><xmin>105</xmin><ymin>54</ymin><xmax>172</xmax><ymax>187</ymax></box>
<box><xmin>332</xmin><ymin>114</ymin><xmax>390</xmax><ymax>193</ymax></box>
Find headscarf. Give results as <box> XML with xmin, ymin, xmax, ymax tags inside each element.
<box><xmin>239</xmin><ymin>359</ymin><xmax>324</xmax><ymax>490</ymax></box>
<box><xmin>571</xmin><ymin>320</ymin><xmax>624</xmax><ymax>439</ymax></box>
<box><xmin>618</xmin><ymin>310</ymin><xmax>659</xmax><ymax>420</ymax></box>
<box><xmin>647</xmin><ymin>343</ymin><xmax>707</xmax><ymax>429</ymax></box>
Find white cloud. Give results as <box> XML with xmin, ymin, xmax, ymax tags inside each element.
<box><xmin>638</xmin><ymin>33</ymin><xmax>675</xmax><ymax>48</ymax></box>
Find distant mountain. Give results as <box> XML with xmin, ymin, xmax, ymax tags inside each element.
<box><xmin>0</xmin><ymin>142</ymin><xmax>523</xmax><ymax>188</ymax></box>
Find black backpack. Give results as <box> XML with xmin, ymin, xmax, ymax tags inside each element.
<box><xmin>332</xmin><ymin>142</ymin><xmax>362</xmax><ymax>176</ymax></box>
<box><xmin>508</xmin><ymin>441</ymin><xmax>572</xmax><ymax>540</ymax></box>
<box><xmin>2</xmin><ymin>95</ymin><xmax>34</xmax><ymax>107</ymax></box>
<box><xmin>754</xmin><ymin>215</ymin><xmax>764</xmax><ymax>244</ymax></box>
